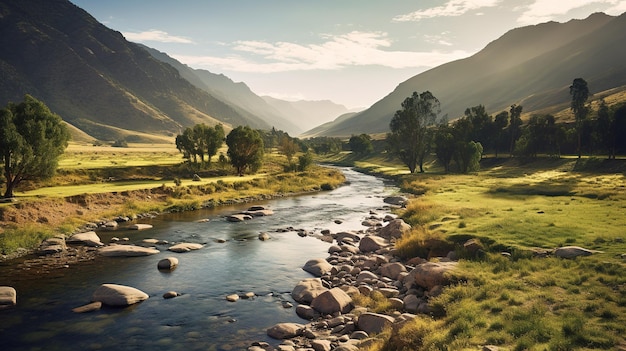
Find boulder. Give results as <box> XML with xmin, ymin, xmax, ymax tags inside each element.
<box><xmin>163</xmin><ymin>291</ymin><xmax>180</xmax><ymax>299</ymax></box>
<box><xmin>244</xmin><ymin>209</ymin><xmax>274</xmax><ymax>217</ymax></box>
<box><xmin>357</xmin><ymin>312</ymin><xmax>395</xmax><ymax>335</ymax></box>
<box><xmin>408</xmin><ymin>261</ymin><xmax>458</xmax><ymax>290</ymax></box>
<box><xmin>403</xmin><ymin>294</ymin><xmax>420</xmax><ymax>313</ymax></box>
<box><xmin>157</xmin><ymin>257</ymin><xmax>179</xmax><ymax>270</ymax></box>
<box><xmin>38</xmin><ymin>235</ymin><xmax>67</xmax><ymax>255</ymax></box>
<box><xmin>311</xmin><ymin>287</ymin><xmax>353</xmax><ymax>315</ymax></box>
<box><xmin>168</xmin><ymin>243</ymin><xmax>203</xmax><ymax>253</ymax></box>
<box><xmin>554</xmin><ymin>246</ymin><xmax>596</xmax><ymax>259</ymax></box>
<box><xmin>296</xmin><ymin>304</ymin><xmax>320</xmax><ymax>320</ymax></box>
<box><xmin>258</xmin><ymin>232</ymin><xmax>271</xmax><ymax>241</ymax></box>
<box><xmin>103</xmin><ymin>221</ymin><xmax>119</xmax><ymax>230</ymax></box>
<box><xmin>383</xmin><ymin>196</ymin><xmax>408</xmax><ymax>206</ymax></box>
<box><xmin>99</xmin><ymin>245</ymin><xmax>159</xmax><ymax>257</ymax></box>
<box><xmin>335</xmin><ymin>232</ymin><xmax>361</xmax><ymax>244</ymax></box>
<box><xmin>67</xmin><ymin>231</ymin><xmax>104</xmax><ymax>247</ymax></box>
<box><xmin>379</xmin><ymin>219</ymin><xmax>411</xmax><ymax>240</ymax></box>
<box><xmin>358</xmin><ymin>235</ymin><xmax>389</xmax><ymax>253</ymax></box>
<box><xmin>129</xmin><ymin>224</ymin><xmax>153</xmax><ymax>230</ymax></box>
<box><xmin>311</xmin><ymin>339</ymin><xmax>332</xmax><ymax>351</ymax></box>
<box><xmin>227</xmin><ymin>214</ymin><xmax>252</xmax><ymax>222</ymax></box>
<box><xmin>72</xmin><ymin>301</ymin><xmax>102</xmax><ymax>313</ymax></box>
<box><xmin>302</xmin><ymin>258</ymin><xmax>333</xmax><ymax>277</ymax></box>
<box><xmin>92</xmin><ymin>284</ymin><xmax>148</xmax><ymax>306</ymax></box>
<box><xmin>292</xmin><ymin>278</ymin><xmax>328</xmax><ymax>304</ymax></box>
<box><xmin>0</xmin><ymin>286</ymin><xmax>17</xmax><ymax>307</ymax></box>
<box><xmin>267</xmin><ymin>323</ymin><xmax>304</xmax><ymax>339</ymax></box>
<box><xmin>226</xmin><ymin>294</ymin><xmax>239</xmax><ymax>302</ymax></box>
<box><xmin>380</xmin><ymin>262</ymin><xmax>407</xmax><ymax>280</ymax></box>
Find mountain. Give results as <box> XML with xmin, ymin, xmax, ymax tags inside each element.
<box><xmin>139</xmin><ymin>45</ymin><xmax>303</xmax><ymax>135</ymax></box>
<box><xmin>307</xmin><ymin>12</ymin><xmax>626</xmax><ymax>137</ymax></box>
<box><xmin>0</xmin><ymin>0</ymin><xmax>271</xmax><ymax>142</ymax></box>
<box><xmin>262</xmin><ymin>97</ymin><xmax>352</xmax><ymax>134</ymax></box>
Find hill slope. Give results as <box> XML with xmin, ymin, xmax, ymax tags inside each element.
<box><xmin>0</xmin><ymin>0</ymin><xmax>270</xmax><ymax>142</ymax></box>
<box><xmin>308</xmin><ymin>12</ymin><xmax>626</xmax><ymax>137</ymax></box>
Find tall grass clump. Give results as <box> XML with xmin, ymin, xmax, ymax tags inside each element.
<box><xmin>395</xmin><ymin>226</ymin><xmax>451</xmax><ymax>260</ymax></box>
<box><xmin>0</xmin><ymin>225</ymin><xmax>54</xmax><ymax>254</ymax></box>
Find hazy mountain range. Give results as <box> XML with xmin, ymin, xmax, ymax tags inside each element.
<box><xmin>1</xmin><ymin>0</ymin><xmax>625</xmax><ymax>142</ymax></box>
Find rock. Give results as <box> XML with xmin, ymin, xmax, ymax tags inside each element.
<box><xmin>67</xmin><ymin>231</ymin><xmax>104</xmax><ymax>247</ymax></box>
<box><xmin>129</xmin><ymin>224</ymin><xmax>153</xmax><ymax>230</ymax></box>
<box><xmin>98</xmin><ymin>245</ymin><xmax>159</xmax><ymax>257</ymax></box>
<box><xmin>554</xmin><ymin>246</ymin><xmax>596</xmax><ymax>259</ymax></box>
<box><xmin>227</xmin><ymin>214</ymin><xmax>253</xmax><ymax>222</ymax></box>
<box><xmin>142</xmin><ymin>238</ymin><xmax>159</xmax><ymax>245</ymax></box>
<box><xmin>267</xmin><ymin>323</ymin><xmax>304</xmax><ymax>339</ymax></box>
<box><xmin>157</xmin><ymin>257</ymin><xmax>179</xmax><ymax>270</ymax></box>
<box><xmin>361</xmin><ymin>219</ymin><xmax>380</xmax><ymax>227</ymax></box>
<box><xmin>357</xmin><ymin>312</ymin><xmax>395</xmax><ymax>335</ymax></box>
<box><xmin>92</xmin><ymin>284</ymin><xmax>148</xmax><ymax>306</ymax></box>
<box><xmin>292</xmin><ymin>278</ymin><xmax>328</xmax><ymax>304</ymax></box>
<box><xmin>380</xmin><ymin>262</ymin><xmax>407</xmax><ymax>280</ymax></box>
<box><xmin>168</xmin><ymin>243</ymin><xmax>203</xmax><ymax>253</ymax></box>
<box><xmin>302</xmin><ymin>258</ymin><xmax>333</xmax><ymax>277</ymax></box>
<box><xmin>103</xmin><ymin>221</ymin><xmax>119</xmax><ymax>230</ymax></box>
<box><xmin>463</xmin><ymin>238</ymin><xmax>483</xmax><ymax>254</ymax></box>
<box><xmin>245</xmin><ymin>209</ymin><xmax>274</xmax><ymax>217</ymax></box>
<box><xmin>311</xmin><ymin>339</ymin><xmax>332</xmax><ymax>351</ymax></box>
<box><xmin>163</xmin><ymin>291</ymin><xmax>179</xmax><ymax>299</ymax></box>
<box><xmin>403</xmin><ymin>294</ymin><xmax>420</xmax><ymax>313</ymax></box>
<box><xmin>0</xmin><ymin>286</ymin><xmax>17</xmax><ymax>307</ymax></box>
<box><xmin>383</xmin><ymin>196</ymin><xmax>408</xmax><ymax>206</ymax></box>
<box><xmin>388</xmin><ymin>297</ymin><xmax>404</xmax><ymax>310</ymax></box>
<box><xmin>72</xmin><ymin>301</ymin><xmax>102</xmax><ymax>313</ymax></box>
<box><xmin>247</xmin><ymin>205</ymin><xmax>267</xmax><ymax>211</ymax></box>
<box><xmin>192</xmin><ymin>174</ymin><xmax>202</xmax><ymax>181</ymax></box>
<box><xmin>379</xmin><ymin>219</ymin><xmax>411</xmax><ymax>240</ymax></box>
<box><xmin>296</xmin><ymin>304</ymin><xmax>320</xmax><ymax>320</ymax></box>
<box><xmin>226</xmin><ymin>294</ymin><xmax>240</xmax><ymax>302</ymax></box>
<box><xmin>311</xmin><ymin>287</ymin><xmax>353</xmax><ymax>315</ymax></box>
<box><xmin>258</xmin><ymin>232</ymin><xmax>271</xmax><ymax>241</ymax></box>
<box><xmin>408</xmin><ymin>261</ymin><xmax>458</xmax><ymax>290</ymax></box>
<box><xmin>358</xmin><ymin>235</ymin><xmax>389</xmax><ymax>253</ymax></box>
<box><xmin>356</xmin><ymin>270</ymin><xmax>378</xmax><ymax>284</ymax></box>
<box><xmin>38</xmin><ymin>235</ymin><xmax>67</xmax><ymax>255</ymax></box>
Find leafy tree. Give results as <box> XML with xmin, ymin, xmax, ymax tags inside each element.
<box><xmin>348</xmin><ymin>134</ymin><xmax>373</xmax><ymax>156</ymax></box>
<box><xmin>298</xmin><ymin>150</ymin><xmax>314</xmax><ymax>171</ymax></box>
<box><xmin>464</xmin><ymin>105</ymin><xmax>492</xmax><ymax>154</ymax></box>
<box><xmin>176</xmin><ymin>127</ymin><xmax>197</xmax><ymax>163</ymax></box>
<box><xmin>279</xmin><ymin>136</ymin><xmax>299</xmax><ymax>163</ymax></box>
<box><xmin>206</xmin><ymin>124</ymin><xmax>225</xmax><ymax>163</ymax></box>
<box><xmin>508</xmin><ymin>104</ymin><xmax>523</xmax><ymax>156</ymax></box>
<box><xmin>613</xmin><ymin>103</ymin><xmax>626</xmax><ymax>155</ymax></box>
<box><xmin>0</xmin><ymin>95</ymin><xmax>70</xmax><ymax>198</ymax></box>
<box><xmin>175</xmin><ymin>123</ymin><xmax>224</xmax><ymax>166</ymax></box>
<box><xmin>454</xmin><ymin>141</ymin><xmax>483</xmax><ymax>173</ymax></box>
<box><xmin>434</xmin><ymin>125</ymin><xmax>455</xmax><ymax>172</ymax></box>
<box><xmin>388</xmin><ymin>91</ymin><xmax>440</xmax><ymax>173</ymax></box>
<box><xmin>570</xmin><ymin>78</ymin><xmax>590</xmax><ymax>159</ymax></box>
<box><xmin>226</xmin><ymin>125</ymin><xmax>264</xmax><ymax>176</ymax></box>
<box><xmin>493</xmin><ymin>111</ymin><xmax>509</xmax><ymax>157</ymax></box>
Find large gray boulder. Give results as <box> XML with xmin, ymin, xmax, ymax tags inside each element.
<box><xmin>267</xmin><ymin>322</ymin><xmax>304</xmax><ymax>339</ymax></box>
<box><xmin>168</xmin><ymin>243</ymin><xmax>203</xmax><ymax>253</ymax></box>
<box><xmin>157</xmin><ymin>257</ymin><xmax>179</xmax><ymax>270</ymax></box>
<box><xmin>38</xmin><ymin>235</ymin><xmax>67</xmax><ymax>255</ymax></box>
<box><xmin>379</xmin><ymin>219</ymin><xmax>411</xmax><ymax>240</ymax></box>
<box><xmin>92</xmin><ymin>284</ymin><xmax>148</xmax><ymax>306</ymax></box>
<box><xmin>554</xmin><ymin>246</ymin><xmax>596</xmax><ymax>259</ymax></box>
<box><xmin>383</xmin><ymin>196</ymin><xmax>408</xmax><ymax>206</ymax></box>
<box><xmin>357</xmin><ymin>312</ymin><xmax>395</xmax><ymax>335</ymax></box>
<box><xmin>67</xmin><ymin>231</ymin><xmax>104</xmax><ymax>247</ymax></box>
<box><xmin>407</xmin><ymin>261</ymin><xmax>458</xmax><ymax>290</ymax></box>
<box><xmin>380</xmin><ymin>262</ymin><xmax>407</xmax><ymax>280</ymax></box>
<box><xmin>302</xmin><ymin>258</ymin><xmax>333</xmax><ymax>277</ymax></box>
<box><xmin>99</xmin><ymin>245</ymin><xmax>159</xmax><ymax>257</ymax></box>
<box><xmin>292</xmin><ymin>278</ymin><xmax>328</xmax><ymax>304</ymax></box>
<box><xmin>311</xmin><ymin>287</ymin><xmax>353</xmax><ymax>315</ymax></box>
<box><xmin>0</xmin><ymin>286</ymin><xmax>17</xmax><ymax>307</ymax></box>
<box><xmin>358</xmin><ymin>235</ymin><xmax>389</xmax><ymax>253</ymax></box>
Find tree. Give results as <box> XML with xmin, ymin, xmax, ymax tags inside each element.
<box><xmin>434</xmin><ymin>125</ymin><xmax>455</xmax><ymax>172</ymax></box>
<box><xmin>570</xmin><ymin>78</ymin><xmax>590</xmax><ymax>159</ymax></box>
<box><xmin>279</xmin><ymin>136</ymin><xmax>299</xmax><ymax>164</ymax></box>
<box><xmin>492</xmin><ymin>111</ymin><xmax>509</xmax><ymax>157</ymax></box>
<box><xmin>0</xmin><ymin>95</ymin><xmax>70</xmax><ymax>198</ymax></box>
<box><xmin>508</xmin><ymin>104</ymin><xmax>523</xmax><ymax>156</ymax></box>
<box><xmin>206</xmin><ymin>124</ymin><xmax>225</xmax><ymax>163</ymax></box>
<box><xmin>464</xmin><ymin>105</ymin><xmax>493</xmax><ymax>154</ymax></box>
<box><xmin>388</xmin><ymin>91</ymin><xmax>440</xmax><ymax>173</ymax></box>
<box><xmin>175</xmin><ymin>123</ymin><xmax>224</xmax><ymax>166</ymax></box>
<box><xmin>176</xmin><ymin>127</ymin><xmax>197</xmax><ymax>163</ymax></box>
<box><xmin>348</xmin><ymin>134</ymin><xmax>373</xmax><ymax>156</ymax></box>
<box><xmin>226</xmin><ymin>126</ymin><xmax>264</xmax><ymax>176</ymax></box>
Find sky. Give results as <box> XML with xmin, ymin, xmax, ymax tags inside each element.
<box><xmin>70</xmin><ymin>0</ymin><xmax>626</xmax><ymax>109</ymax></box>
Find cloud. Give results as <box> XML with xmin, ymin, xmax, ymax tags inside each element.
<box><xmin>517</xmin><ymin>0</ymin><xmax>626</xmax><ymax>25</ymax></box>
<box><xmin>172</xmin><ymin>31</ymin><xmax>470</xmax><ymax>73</ymax></box>
<box><xmin>393</xmin><ymin>0</ymin><xmax>501</xmax><ymax>21</ymax></box>
<box><xmin>122</xmin><ymin>30</ymin><xmax>193</xmax><ymax>44</ymax></box>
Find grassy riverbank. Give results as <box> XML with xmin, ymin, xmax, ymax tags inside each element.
<box><xmin>0</xmin><ymin>143</ymin><xmax>346</xmax><ymax>256</ymax></box>
<box><xmin>323</xmin><ymin>153</ymin><xmax>626</xmax><ymax>351</ymax></box>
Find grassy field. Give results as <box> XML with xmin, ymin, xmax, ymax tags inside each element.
<box><xmin>336</xmin><ymin>155</ymin><xmax>626</xmax><ymax>351</ymax></box>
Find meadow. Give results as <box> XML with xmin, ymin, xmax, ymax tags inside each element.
<box><xmin>343</xmin><ymin>155</ymin><xmax>626</xmax><ymax>351</ymax></box>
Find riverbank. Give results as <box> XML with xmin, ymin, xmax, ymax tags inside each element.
<box><xmin>0</xmin><ymin>165</ymin><xmax>346</xmax><ymax>260</ymax></box>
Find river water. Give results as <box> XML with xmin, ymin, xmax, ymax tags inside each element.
<box><xmin>0</xmin><ymin>168</ymin><xmax>396</xmax><ymax>351</ymax></box>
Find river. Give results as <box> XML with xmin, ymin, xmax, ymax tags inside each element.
<box><xmin>0</xmin><ymin>168</ymin><xmax>397</xmax><ymax>351</ymax></box>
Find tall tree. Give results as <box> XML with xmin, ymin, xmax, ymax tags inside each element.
<box><xmin>508</xmin><ymin>104</ymin><xmax>523</xmax><ymax>156</ymax></box>
<box><xmin>226</xmin><ymin>126</ymin><xmax>264</xmax><ymax>176</ymax></box>
<box><xmin>206</xmin><ymin>124</ymin><xmax>225</xmax><ymax>163</ymax></box>
<box><xmin>387</xmin><ymin>91</ymin><xmax>440</xmax><ymax>173</ymax></box>
<box><xmin>348</xmin><ymin>134</ymin><xmax>373</xmax><ymax>156</ymax></box>
<box><xmin>493</xmin><ymin>111</ymin><xmax>509</xmax><ymax>158</ymax></box>
<box><xmin>570</xmin><ymin>78</ymin><xmax>590</xmax><ymax>159</ymax></box>
<box><xmin>0</xmin><ymin>95</ymin><xmax>70</xmax><ymax>198</ymax></box>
